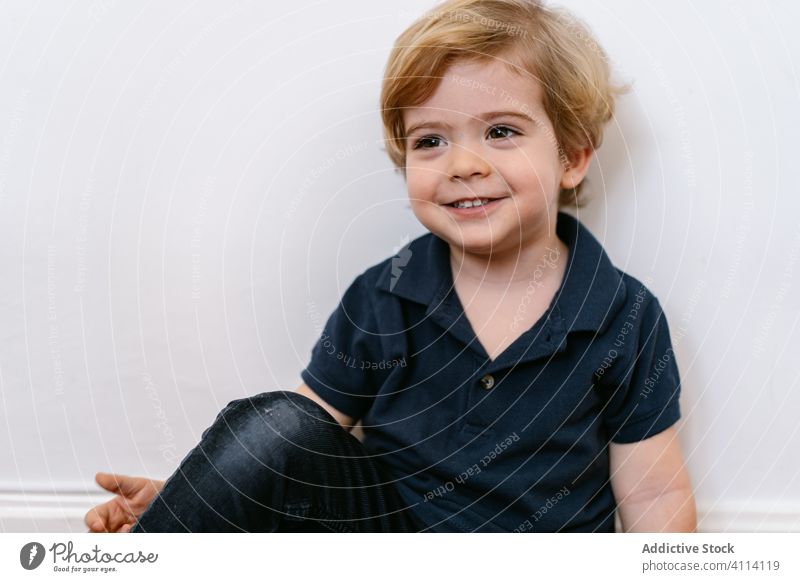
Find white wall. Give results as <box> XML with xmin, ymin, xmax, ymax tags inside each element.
<box><xmin>0</xmin><ymin>0</ymin><xmax>798</xmax><ymax>532</ymax></box>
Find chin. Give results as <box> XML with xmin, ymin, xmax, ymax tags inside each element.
<box><xmin>439</xmin><ymin>225</ymin><xmax>517</xmax><ymax>255</ymax></box>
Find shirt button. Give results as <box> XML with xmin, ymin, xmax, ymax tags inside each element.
<box><xmin>479</xmin><ymin>374</ymin><xmax>495</xmax><ymax>390</ymax></box>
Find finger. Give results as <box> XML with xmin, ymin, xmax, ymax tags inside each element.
<box><xmin>105</xmin><ymin>502</ymin><xmax>135</xmax><ymax>532</ymax></box>
<box><xmin>90</xmin><ymin>500</ymin><xmax>132</xmax><ymax>533</ymax></box>
<box><xmin>94</xmin><ymin>472</ymin><xmax>140</xmax><ymax>496</ymax></box>
<box><xmin>87</xmin><ymin>518</ymin><xmax>107</xmax><ymax>533</ymax></box>
<box><xmin>118</xmin><ymin>523</ymin><xmax>132</xmax><ymax>533</ymax></box>
<box><xmin>84</xmin><ymin>504</ymin><xmax>111</xmax><ymax>532</ymax></box>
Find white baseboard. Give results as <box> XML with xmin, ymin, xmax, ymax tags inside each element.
<box><xmin>0</xmin><ymin>491</ymin><xmax>108</xmax><ymax>533</ymax></box>
<box><xmin>696</xmin><ymin>502</ymin><xmax>800</xmax><ymax>533</ymax></box>
<box><xmin>1</xmin><ymin>491</ymin><xmax>797</xmax><ymax>533</ymax></box>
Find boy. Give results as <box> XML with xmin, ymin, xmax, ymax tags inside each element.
<box><xmin>86</xmin><ymin>0</ymin><xmax>696</xmax><ymax>533</ymax></box>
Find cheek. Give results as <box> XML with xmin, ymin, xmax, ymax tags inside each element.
<box><xmin>405</xmin><ymin>167</ymin><xmax>437</xmax><ymax>199</ymax></box>
<box><xmin>496</xmin><ymin>154</ymin><xmax>559</xmax><ymax>195</ymax></box>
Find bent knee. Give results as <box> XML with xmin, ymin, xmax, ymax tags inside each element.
<box><xmin>206</xmin><ymin>390</ymin><xmax>338</xmax><ymax>449</ymax></box>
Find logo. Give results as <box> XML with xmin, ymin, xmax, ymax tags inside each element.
<box><xmin>389</xmin><ymin>234</ymin><xmax>412</xmax><ymax>291</ymax></box>
<box><xmin>20</xmin><ymin>542</ymin><xmax>46</xmax><ymax>570</ymax></box>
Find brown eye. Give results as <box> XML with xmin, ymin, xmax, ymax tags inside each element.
<box><xmin>487</xmin><ymin>125</ymin><xmax>519</xmax><ymax>139</ymax></box>
<box><xmin>413</xmin><ymin>136</ymin><xmax>444</xmax><ymax>149</ymax></box>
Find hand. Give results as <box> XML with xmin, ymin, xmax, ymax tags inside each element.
<box><xmin>84</xmin><ymin>472</ymin><xmax>165</xmax><ymax>533</ymax></box>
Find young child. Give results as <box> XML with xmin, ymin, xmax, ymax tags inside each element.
<box><xmin>86</xmin><ymin>0</ymin><xmax>696</xmax><ymax>533</ymax></box>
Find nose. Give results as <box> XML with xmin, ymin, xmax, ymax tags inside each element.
<box><xmin>447</xmin><ymin>142</ymin><xmax>491</xmax><ymax>181</ymax></box>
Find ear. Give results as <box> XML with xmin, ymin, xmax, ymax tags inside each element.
<box><xmin>560</xmin><ymin>146</ymin><xmax>594</xmax><ymax>190</ymax></box>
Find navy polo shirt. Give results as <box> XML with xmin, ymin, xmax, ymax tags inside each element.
<box><xmin>301</xmin><ymin>211</ymin><xmax>682</xmax><ymax>532</ymax></box>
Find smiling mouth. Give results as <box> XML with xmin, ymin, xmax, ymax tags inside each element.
<box><xmin>445</xmin><ymin>196</ymin><xmax>508</xmax><ymax>209</ymax></box>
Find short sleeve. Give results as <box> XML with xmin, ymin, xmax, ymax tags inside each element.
<box><xmin>601</xmin><ymin>297</ymin><xmax>682</xmax><ymax>444</ymax></box>
<box><xmin>300</xmin><ymin>272</ymin><xmax>387</xmax><ymax>422</ymax></box>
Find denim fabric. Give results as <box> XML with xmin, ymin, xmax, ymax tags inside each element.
<box><xmin>130</xmin><ymin>390</ymin><xmax>425</xmax><ymax>532</ymax></box>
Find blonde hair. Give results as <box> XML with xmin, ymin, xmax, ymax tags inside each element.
<box><xmin>380</xmin><ymin>0</ymin><xmax>630</xmax><ymax>208</ymax></box>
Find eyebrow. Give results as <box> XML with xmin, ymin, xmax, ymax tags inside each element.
<box><xmin>404</xmin><ymin>110</ymin><xmax>536</xmax><ymax>136</ymax></box>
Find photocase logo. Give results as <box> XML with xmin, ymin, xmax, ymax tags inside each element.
<box><xmin>389</xmin><ymin>234</ymin><xmax>412</xmax><ymax>292</ymax></box>
<box><xmin>20</xmin><ymin>542</ymin><xmax>46</xmax><ymax>570</ymax></box>
<box><xmin>17</xmin><ymin>540</ymin><xmax>157</xmax><ymax>573</ymax></box>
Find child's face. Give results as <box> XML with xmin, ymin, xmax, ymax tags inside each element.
<box><xmin>403</xmin><ymin>58</ymin><xmax>589</xmax><ymax>255</ymax></box>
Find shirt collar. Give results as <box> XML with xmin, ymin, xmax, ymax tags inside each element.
<box><xmin>375</xmin><ymin>211</ymin><xmax>627</xmax><ymax>336</ymax></box>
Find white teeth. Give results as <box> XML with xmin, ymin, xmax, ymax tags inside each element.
<box><xmin>453</xmin><ymin>198</ymin><xmax>491</xmax><ymax>209</ymax></box>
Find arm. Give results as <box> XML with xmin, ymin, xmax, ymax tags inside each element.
<box><xmin>295</xmin><ymin>382</ymin><xmax>356</xmax><ymax>432</ymax></box>
<box><xmin>609</xmin><ymin>426</ymin><xmax>697</xmax><ymax>532</ymax></box>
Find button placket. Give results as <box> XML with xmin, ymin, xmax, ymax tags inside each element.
<box><xmin>460</xmin><ymin>358</ymin><xmax>497</xmax><ymax>434</ymax></box>
<box><xmin>462</xmin><ymin>368</ymin><xmax>499</xmax><ymax>436</ymax></box>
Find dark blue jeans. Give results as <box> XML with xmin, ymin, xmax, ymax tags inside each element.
<box><xmin>130</xmin><ymin>390</ymin><xmax>425</xmax><ymax>532</ymax></box>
